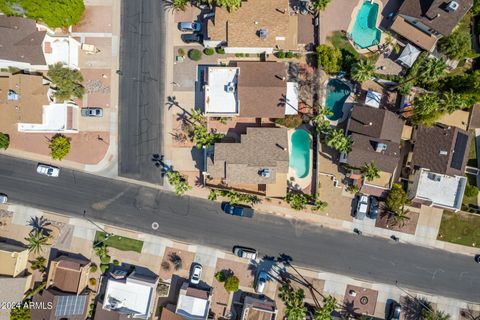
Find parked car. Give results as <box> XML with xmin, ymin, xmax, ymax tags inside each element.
<box><xmin>0</xmin><ymin>193</ymin><xmax>7</xmax><ymax>204</ymax></box>
<box><xmin>36</xmin><ymin>164</ymin><xmax>60</xmax><ymax>177</ymax></box>
<box><xmin>387</xmin><ymin>301</ymin><xmax>401</xmax><ymax>320</ymax></box>
<box><xmin>181</xmin><ymin>33</ymin><xmax>202</xmax><ymax>44</ymax></box>
<box><xmin>233</xmin><ymin>246</ymin><xmax>257</xmax><ymax>260</ymax></box>
<box><xmin>255</xmin><ymin>271</ymin><xmax>268</xmax><ymax>294</ymax></box>
<box><xmin>221</xmin><ymin>202</ymin><xmax>254</xmax><ymax>217</ymax></box>
<box><xmin>81</xmin><ymin>107</ymin><xmax>103</xmax><ymax>117</ymax></box>
<box><xmin>354</xmin><ymin>195</ymin><xmax>369</xmax><ymax>220</ymax></box>
<box><xmin>475</xmin><ymin>255</ymin><xmax>480</xmax><ymax>263</ymax></box>
<box><xmin>178</xmin><ymin>22</ymin><xmax>201</xmax><ymax>32</ymax></box>
<box><xmin>368</xmin><ymin>196</ymin><xmax>379</xmax><ymax>219</ymax></box>
<box><xmin>190</xmin><ymin>263</ymin><xmax>202</xmax><ymax>285</ymax></box>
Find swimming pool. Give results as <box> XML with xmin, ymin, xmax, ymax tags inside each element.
<box><xmin>289</xmin><ymin>129</ymin><xmax>311</xmax><ymax>179</ymax></box>
<box><xmin>325</xmin><ymin>79</ymin><xmax>351</xmax><ymax>121</ymax></box>
<box><xmin>351</xmin><ymin>0</ymin><xmax>381</xmax><ymax>49</ymax></box>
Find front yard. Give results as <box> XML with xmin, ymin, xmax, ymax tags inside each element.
<box><xmin>94</xmin><ymin>231</ymin><xmax>144</xmax><ymax>253</ymax></box>
<box><xmin>437</xmin><ymin>211</ymin><xmax>480</xmax><ymax>247</ymax></box>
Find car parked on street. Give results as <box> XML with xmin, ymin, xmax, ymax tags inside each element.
<box><xmin>181</xmin><ymin>33</ymin><xmax>202</xmax><ymax>44</ymax></box>
<box><xmin>0</xmin><ymin>193</ymin><xmax>8</xmax><ymax>204</ymax></box>
<box><xmin>221</xmin><ymin>202</ymin><xmax>254</xmax><ymax>217</ymax></box>
<box><xmin>36</xmin><ymin>164</ymin><xmax>60</xmax><ymax>177</ymax></box>
<box><xmin>190</xmin><ymin>263</ymin><xmax>202</xmax><ymax>285</ymax></box>
<box><xmin>81</xmin><ymin>107</ymin><xmax>103</xmax><ymax>117</ymax></box>
<box><xmin>233</xmin><ymin>246</ymin><xmax>257</xmax><ymax>260</ymax></box>
<box><xmin>255</xmin><ymin>271</ymin><xmax>268</xmax><ymax>294</ymax></box>
<box><xmin>475</xmin><ymin>255</ymin><xmax>480</xmax><ymax>263</ymax></box>
<box><xmin>354</xmin><ymin>195</ymin><xmax>369</xmax><ymax>220</ymax></box>
<box><xmin>178</xmin><ymin>22</ymin><xmax>201</xmax><ymax>32</ymax></box>
<box><xmin>368</xmin><ymin>196</ymin><xmax>379</xmax><ymax>219</ymax></box>
<box><xmin>387</xmin><ymin>301</ymin><xmax>401</xmax><ymax>320</ymax></box>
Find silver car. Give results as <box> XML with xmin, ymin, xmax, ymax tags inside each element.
<box><xmin>178</xmin><ymin>22</ymin><xmax>201</xmax><ymax>32</ymax></box>
<box><xmin>81</xmin><ymin>107</ymin><xmax>103</xmax><ymax>117</ymax></box>
<box><xmin>0</xmin><ymin>193</ymin><xmax>7</xmax><ymax>204</ymax></box>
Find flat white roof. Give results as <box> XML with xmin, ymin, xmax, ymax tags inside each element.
<box><xmin>176</xmin><ymin>292</ymin><xmax>209</xmax><ymax>320</ymax></box>
<box><xmin>414</xmin><ymin>169</ymin><xmax>467</xmax><ymax>210</ymax></box>
<box><xmin>285</xmin><ymin>82</ymin><xmax>298</xmax><ymax>115</ymax></box>
<box><xmin>365</xmin><ymin>90</ymin><xmax>382</xmax><ymax>108</ymax></box>
<box><xmin>44</xmin><ymin>35</ymin><xmax>80</xmax><ymax>69</ymax></box>
<box><xmin>18</xmin><ymin>103</ymin><xmax>74</xmax><ymax>132</ymax></box>
<box><xmin>103</xmin><ymin>277</ymin><xmax>154</xmax><ymax>318</ymax></box>
<box><xmin>204</xmin><ymin>67</ymin><xmax>239</xmax><ymax>115</ymax></box>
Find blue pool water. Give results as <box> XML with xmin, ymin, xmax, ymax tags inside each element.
<box><xmin>351</xmin><ymin>1</ymin><xmax>381</xmax><ymax>49</ymax></box>
<box><xmin>290</xmin><ymin>130</ymin><xmax>311</xmax><ymax>179</ymax></box>
<box><xmin>325</xmin><ymin>79</ymin><xmax>351</xmax><ymax>121</ymax></box>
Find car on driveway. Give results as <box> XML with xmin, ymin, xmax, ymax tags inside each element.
<box><xmin>233</xmin><ymin>246</ymin><xmax>257</xmax><ymax>260</ymax></box>
<box><xmin>178</xmin><ymin>22</ymin><xmax>201</xmax><ymax>32</ymax></box>
<box><xmin>81</xmin><ymin>107</ymin><xmax>103</xmax><ymax>117</ymax></box>
<box><xmin>354</xmin><ymin>195</ymin><xmax>369</xmax><ymax>220</ymax></box>
<box><xmin>190</xmin><ymin>263</ymin><xmax>202</xmax><ymax>285</ymax></box>
<box><xmin>36</xmin><ymin>164</ymin><xmax>60</xmax><ymax>177</ymax></box>
<box><xmin>255</xmin><ymin>271</ymin><xmax>268</xmax><ymax>293</ymax></box>
<box><xmin>387</xmin><ymin>301</ymin><xmax>401</xmax><ymax>320</ymax></box>
<box><xmin>181</xmin><ymin>33</ymin><xmax>202</xmax><ymax>44</ymax></box>
<box><xmin>0</xmin><ymin>193</ymin><xmax>7</xmax><ymax>204</ymax></box>
<box><xmin>368</xmin><ymin>196</ymin><xmax>379</xmax><ymax>219</ymax></box>
<box><xmin>221</xmin><ymin>202</ymin><xmax>254</xmax><ymax>217</ymax></box>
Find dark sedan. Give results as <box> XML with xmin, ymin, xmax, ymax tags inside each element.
<box><xmin>221</xmin><ymin>202</ymin><xmax>254</xmax><ymax>217</ymax></box>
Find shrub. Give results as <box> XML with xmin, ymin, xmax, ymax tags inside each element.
<box><xmin>0</xmin><ymin>132</ymin><xmax>10</xmax><ymax>150</ymax></box>
<box><xmin>286</xmin><ymin>51</ymin><xmax>294</xmax><ymax>59</ymax></box>
<box><xmin>178</xmin><ymin>48</ymin><xmax>185</xmax><ymax>56</ymax></box>
<box><xmin>188</xmin><ymin>49</ymin><xmax>202</xmax><ymax>61</ymax></box>
<box><xmin>100</xmin><ymin>255</ymin><xmax>111</xmax><ymax>265</ymax></box>
<box><xmin>235</xmin><ymin>53</ymin><xmax>244</xmax><ymax>57</ymax></box>
<box><xmin>215</xmin><ymin>271</ymin><xmax>226</xmax><ymax>282</ymax></box>
<box><xmin>89</xmin><ymin>278</ymin><xmax>97</xmax><ymax>286</ymax></box>
<box><xmin>216</xmin><ymin>47</ymin><xmax>225</xmax><ymax>54</ymax></box>
<box><xmin>90</xmin><ymin>263</ymin><xmax>97</xmax><ymax>273</ymax></box>
<box><xmin>275</xmin><ymin>50</ymin><xmax>286</xmax><ymax>59</ymax></box>
<box><xmin>273</xmin><ymin>115</ymin><xmax>303</xmax><ymax>128</ymax></box>
<box><xmin>386</xmin><ymin>184</ymin><xmax>408</xmax><ymax>215</ymax></box>
<box><xmin>317</xmin><ymin>45</ymin><xmax>342</xmax><ymax>74</ymax></box>
<box><xmin>465</xmin><ymin>183</ymin><xmax>479</xmax><ymax>198</ymax></box>
<box><xmin>224</xmin><ymin>275</ymin><xmax>239</xmax><ymax>292</ymax></box>
<box><xmin>49</xmin><ymin>134</ymin><xmax>71</xmax><ymax>160</ymax></box>
<box><xmin>31</xmin><ymin>256</ymin><xmax>47</xmax><ymax>272</ymax></box>
<box><xmin>113</xmin><ymin>259</ymin><xmax>120</xmax><ymax>266</ymax></box>
<box><xmin>161</xmin><ymin>261</ymin><xmax>171</xmax><ymax>271</ymax></box>
<box><xmin>204</xmin><ymin>48</ymin><xmax>215</xmax><ymax>55</ymax></box>
<box><xmin>100</xmin><ymin>264</ymin><xmax>109</xmax><ymax>274</ymax></box>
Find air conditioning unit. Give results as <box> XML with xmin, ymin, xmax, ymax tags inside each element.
<box><xmin>225</xmin><ymin>82</ymin><xmax>235</xmax><ymax>93</ymax></box>
<box><xmin>446</xmin><ymin>1</ymin><xmax>459</xmax><ymax>12</ymax></box>
<box><xmin>259</xmin><ymin>168</ymin><xmax>271</xmax><ymax>177</ymax></box>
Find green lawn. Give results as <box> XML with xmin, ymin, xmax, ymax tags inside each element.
<box><xmin>438</xmin><ymin>211</ymin><xmax>480</xmax><ymax>247</ymax></box>
<box><xmin>94</xmin><ymin>231</ymin><xmax>144</xmax><ymax>253</ymax></box>
<box><xmin>327</xmin><ymin>31</ymin><xmax>359</xmax><ymax>59</ymax></box>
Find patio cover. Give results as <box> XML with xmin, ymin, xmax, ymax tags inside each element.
<box><xmin>397</xmin><ymin>44</ymin><xmax>421</xmax><ymax>68</ymax></box>
<box><xmin>365</xmin><ymin>90</ymin><xmax>382</xmax><ymax>108</ymax></box>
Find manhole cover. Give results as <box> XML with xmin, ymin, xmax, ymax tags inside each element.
<box><xmin>360</xmin><ymin>296</ymin><xmax>369</xmax><ymax>305</ymax></box>
<box><xmin>152</xmin><ymin>222</ymin><xmax>159</xmax><ymax>230</ymax></box>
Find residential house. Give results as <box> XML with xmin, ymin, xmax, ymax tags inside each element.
<box><xmin>240</xmin><ymin>296</ymin><xmax>277</xmax><ymax>320</ymax></box>
<box><xmin>0</xmin><ymin>16</ymin><xmax>80</xmax><ymax>70</ymax></box>
<box><xmin>390</xmin><ymin>0</ymin><xmax>473</xmax><ymax>51</ymax></box>
<box><xmin>46</xmin><ymin>255</ymin><xmax>91</xmax><ymax>295</ymax></box>
<box><xmin>205</xmin><ymin>127</ymin><xmax>289</xmax><ymax>197</ymax></box>
<box><xmin>340</xmin><ymin>105</ymin><xmax>405</xmax><ymax>195</ymax></box>
<box><xmin>101</xmin><ymin>269</ymin><xmax>158</xmax><ymax>319</ymax></box>
<box><xmin>0</xmin><ymin>276</ymin><xmax>33</xmax><ymax>320</ymax></box>
<box><xmin>0</xmin><ymin>73</ymin><xmax>79</xmax><ymax>133</ymax></box>
<box><xmin>204</xmin><ymin>62</ymin><xmax>298</xmax><ymax>118</ymax></box>
<box><xmin>204</xmin><ymin>0</ymin><xmax>298</xmax><ymax>53</ymax></box>
<box><xmin>175</xmin><ymin>282</ymin><xmax>211</xmax><ymax>320</ymax></box>
<box><xmin>31</xmin><ymin>288</ymin><xmax>89</xmax><ymax>320</ymax></box>
<box><xmin>408</xmin><ymin>124</ymin><xmax>470</xmax><ymax>211</ymax></box>
<box><xmin>0</xmin><ymin>240</ymin><xmax>29</xmax><ymax>278</ymax></box>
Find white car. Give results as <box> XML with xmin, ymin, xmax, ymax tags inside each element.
<box><xmin>255</xmin><ymin>271</ymin><xmax>268</xmax><ymax>294</ymax></box>
<box><xmin>190</xmin><ymin>264</ymin><xmax>202</xmax><ymax>285</ymax></box>
<box><xmin>0</xmin><ymin>193</ymin><xmax>7</xmax><ymax>204</ymax></box>
<box><xmin>233</xmin><ymin>246</ymin><xmax>257</xmax><ymax>260</ymax></box>
<box><xmin>354</xmin><ymin>195</ymin><xmax>369</xmax><ymax>220</ymax></box>
<box><xmin>36</xmin><ymin>164</ymin><xmax>60</xmax><ymax>177</ymax></box>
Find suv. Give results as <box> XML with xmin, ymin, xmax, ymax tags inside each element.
<box><xmin>354</xmin><ymin>195</ymin><xmax>369</xmax><ymax>220</ymax></box>
<box><xmin>387</xmin><ymin>301</ymin><xmax>401</xmax><ymax>320</ymax></box>
<box><xmin>221</xmin><ymin>203</ymin><xmax>254</xmax><ymax>217</ymax></box>
<box><xmin>36</xmin><ymin>164</ymin><xmax>60</xmax><ymax>177</ymax></box>
<box><xmin>368</xmin><ymin>196</ymin><xmax>379</xmax><ymax>219</ymax></box>
<box><xmin>178</xmin><ymin>22</ymin><xmax>201</xmax><ymax>32</ymax></box>
<box><xmin>81</xmin><ymin>107</ymin><xmax>103</xmax><ymax>117</ymax></box>
<box><xmin>255</xmin><ymin>271</ymin><xmax>268</xmax><ymax>293</ymax></box>
<box><xmin>233</xmin><ymin>246</ymin><xmax>257</xmax><ymax>260</ymax></box>
<box><xmin>181</xmin><ymin>33</ymin><xmax>202</xmax><ymax>44</ymax></box>
<box><xmin>190</xmin><ymin>263</ymin><xmax>202</xmax><ymax>285</ymax></box>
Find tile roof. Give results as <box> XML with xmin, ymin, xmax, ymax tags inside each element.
<box><xmin>390</xmin><ymin>15</ymin><xmax>438</xmax><ymax>51</ymax></box>
<box><xmin>31</xmin><ymin>289</ymin><xmax>88</xmax><ymax>320</ymax></box>
<box><xmin>0</xmin><ymin>16</ymin><xmax>46</xmax><ymax>65</ymax></box>
<box><xmin>349</xmin><ymin>106</ymin><xmax>404</xmax><ymax>141</ymax></box>
<box><xmin>207</xmin><ymin>127</ymin><xmax>289</xmax><ymax>184</ymax></box>
<box><xmin>411</xmin><ymin>124</ymin><xmax>470</xmax><ymax>176</ymax></box>
<box><xmin>237</xmin><ymin>62</ymin><xmax>288</xmax><ymax>118</ymax></box>
<box><xmin>397</xmin><ymin>0</ymin><xmax>473</xmax><ymax>36</ymax></box>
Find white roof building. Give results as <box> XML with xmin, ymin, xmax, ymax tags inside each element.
<box><xmin>397</xmin><ymin>44</ymin><xmax>421</xmax><ymax>68</ymax></box>
<box><xmin>18</xmin><ymin>102</ymin><xmax>79</xmax><ymax>133</ymax></box>
<box><xmin>409</xmin><ymin>168</ymin><xmax>467</xmax><ymax>211</ymax></box>
<box><xmin>175</xmin><ymin>282</ymin><xmax>211</xmax><ymax>320</ymax></box>
<box><xmin>204</xmin><ymin>67</ymin><xmax>240</xmax><ymax>116</ymax></box>
<box><xmin>103</xmin><ymin>271</ymin><xmax>158</xmax><ymax>319</ymax></box>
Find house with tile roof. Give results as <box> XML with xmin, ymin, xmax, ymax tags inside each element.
<box><xmin>0</xmin><ymin>240</ymin><xmax>29</xmax><ymax>278</ymax></box>
<box><xmin>0</xmin><ymin>16</ymin><xmax>80</xmax><ymax>70</ymax></box>
<box><xmin>390</xmin><ymin>0</ymin><xmax>473</xmax><ymax>51</ymax></box>
<box><xmin>46</xmin><ymin>255</ymin><xmax>91</xmax><ymax>295</ymax></box>
<box><xmin>205</xmin><ymin>127</ymin><xmax>289</xmax><ymax>197</ymax></box>
<box><xmin>241</xmin><ymin>296</ymin><xmax>277</xmax><ymax>320</ymax></box>
<box><xmin>340</xmin><ymin>105</ymin><xmax>405</xmax><ymax>195</ymax></box>
<box><xmin>31</xmin><ymin>288</ymin><xmax>89</xmax><ymax>320</ymax></box>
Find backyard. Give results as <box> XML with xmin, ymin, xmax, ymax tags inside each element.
<box><xmin>437</xmin><ymin>211</ymin><xmax>480</xmax><ymax>247</ymax></box>
<box><xmin>94</xmin><ymin>231</ymin><xmax>144</xmax><ymax>253</ymax></box>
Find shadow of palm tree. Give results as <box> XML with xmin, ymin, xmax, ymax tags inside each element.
<box><xmin>28</xmin><ymin>216</ymin><xmax>52</xmax><ymax>236</ymax></box>
<box><xmin>401</xmin><ymin>296</ymin><xmax>427</xmax><ymax>320</ymax></box>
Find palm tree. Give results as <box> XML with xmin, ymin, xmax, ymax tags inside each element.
<box><xmin>391</xmin><ymin>209</ymin><xmax>410</xmax><ymax>227</ymax></box>
<box><xmin>314</xmin><ymin>295</ymin><xmax>337</xmax><ymax>320</ymax></box>
<box><xmin>326</xmin><ymin>129</ymin><xmax>353</xmax><ymax>153</ymax></box>
<box><xmin>25</xmin><ymin>230</ymin><xmax>50</xmax><ymax>254</ymax></box>
<box><xmin>28</xmin><ymin>216</ymin><xmax>51</xmax><ymax>236</ymax></box>
<box><xmin>351</xmin><ymin>59</ymin><xmax>376</xmax><ymax>83</ymax></box>
<box><xmin>411</xmin><ymin>93</ymin><xmax>441</xmax><ymax>126</ymax></box>
<box><xmin>422</xmin><ymin>308</ymin><xmax>451</xmax><ymax>320</ymax></box>
<box><xmin>419</xmin><ymin>57</ymin><xmax>446</xmax><ymax>84</ymax></box>
<box><xmin>278</xmin><ymin>283</ymin><xmax>307</xmax><ymax>320</ymax></box>
<box><xmin>360</xmin><ymin>161</ymin><xmax>380</xmax><ymax>181</ymax></box>
<box><xmin>440</xmin><ymin>89</ymin><xmax>467</xmax><ymax>114</ymax></box>
<box><xmin>312</xmin><ymin>0</ymin><xmax>331</xmax><ymax>11</ymax></box>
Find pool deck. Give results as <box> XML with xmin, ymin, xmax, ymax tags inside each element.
<box><xmin>287</xmin><ymin>127</ymin><xmax>313</xmax><ymax>192</ymax></box>
<box><xmin>347</xmin><ymin>0</ymin><xmax>385</xmax><ymax>54</ymax></box>
<box><xmin>321</xmin><ymin>78</ymin><xmax>355</xmax><ymax>126</ymax></box>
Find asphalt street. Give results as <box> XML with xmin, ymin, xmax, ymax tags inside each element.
<box><xmin>118</xmin><ymin>0</ymin><xmax>166</xmax><ymax>184</ymax></box>
<box><xmin>0</xmin><ymin>155</ymin><xmax>479</xmax><ymax>302</ymax></box>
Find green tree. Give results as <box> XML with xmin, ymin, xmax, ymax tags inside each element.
<box><xmin>440</xmin><ymin>89</ymin><xmax>467</xmax><ymax>114</ymax></box>
<box><xmin>314</xmin><ymin>295</ymin><xmax>337</xmax><ymax>320</ymax></box>
<box><xmin>312</xmin><ymin>0</ymin><xmax>331</xmax><ymax>11</ymax></box>
<box><xmin>30</xmin><ymin>256</ymin><xmax>47</xmax><ymax>272</ymax></box>
<box><xmin>215</xmin><ymin>0</ymin><xmax>242</xmax><ymax>11</ymax></box>
<box><xmin>278</xmin><ymin>283</ymin><xmax>307</xmax><ymax>320</ymax></box>
<box><xmin>360</xmin><ymin>161</ymin><xmax>380</xmax><ymax>181</ymax></box>
<box><xmin>49</xmin><ymin>134</ymin><xmax>71</xmax><ymax>160</ymax></box>
<box><xmin>311</xmin><ymin>193</ymin><xmax>328</xmax><ymax>211</ymax></box>
<box><xmin>316</xmin><ymin>45</ymin><xmax>342</xmax><ymax>74</ymax></box>
<box><xmin>0</xmin><ymin>0</ymin><xmax>85</xmax><ymax>28</ymax></box>
<box><xmin>25</xmin><ymin>230</ymin><xmax>50</xmax><ymax>254</ymax></box>
<box><xmin>421</xmin><ymin>307</ymin><xmax>451</xmax><ymax>320</ymax></box>
<box><xmin>285</xmin><ymin>193</ymin><xmax>311</xmax><ymax>210</ymax></box>
<box><xmin>465</xmin><ymin>183</ymin><xmax>479</xmax><ymax>197</ymax></box>
<box><xmin>224</xmin><ymin>275</ymin><xmax>239</xmax><ymax>292</ymax></box>
<box><xmin>47</xmin><ymin>63</ymin><xmax>85</xmax><ymax>101</ymax></box>
<box><xmin>167</xmin><ymin>171</ymin><xmax>192</xmax><ymax>196</ymax></box>
<box><xmin>385</xmin><ymin>184</ymin><xmax>407</xmax><ymax>215</ymax></box>
<box><xmin>391</xmin><ymin>209</ymin><xmax>410</xmax><ymax>227</ymax></box>
<box><xmin>168</xmin><ymin>0</ymin><xmax>188</xmax><ymax>11</ymax></box>
<box><xmin>0</xmin><ymin>132</ymin><xmax>10</xmax><ymax>150</ymax></box>
<box><xmin>438</xmin><ymin>31</ymin><xmax>474</xmax><ymax>60</ymax></box>
<box><xmin>192</xmin><ymin>125</ymin><xmax>223</xmax><ymax>149</ymax></box>
<box><xmin>351</xmin><ymin>59</ymin><xmax>376</xmax><ymax>83</ymax></box>
<box><xmin>10</xmin><ymin>304</ymin><xmax>30</xmax><ymax>320</ymax></box>
<box><xmin>326</xmin><ymin>129</ymin><xmax>353</xmax><ymax>153</ymax></box>
<box><xmin>410</xmin><ymin>93</ymin><xmax>441</xmax><ymax>127</ymax></box>
<box><xmin>418</xmin><ymin>57</ymin><xmax>446</xmax><ymax>85</ymax></box>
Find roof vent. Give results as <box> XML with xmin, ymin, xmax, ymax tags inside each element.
<box><xmin>428</xmin><ymin>172</ymin><xmax>442</xmax><ymax>182</ymax></box>
<box><xmin>446</xmin><ymin>1</ymin><xmax>459</xmax><ymax>12</ymax></box>
<box><xmin>257</xmin><ymin>28</ymin><xmax>268</xmax><ymax>39</ymax></box>
<box><xmin>375</xmin><ymin>142</ymin><xmax>387</xmax><ymax>152</ymax></box>
<box><xmin>259</xmin><ymin>168</ymin><xmax>271</xmax><ymax>178</ymax></box>
<box><xmin>225</xmin><ymin>82</ymin><xmax>235</xmax><ymax>93</ymax></box>
<box><xmin>7</xmin><ymin>90</ymin><xmax>18</xmax><ymax>101</ymax></box>
<box><xmin>439</xmin><ymin>150</ymin><xmax>448</xmax><ymax>156</ymax></box>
